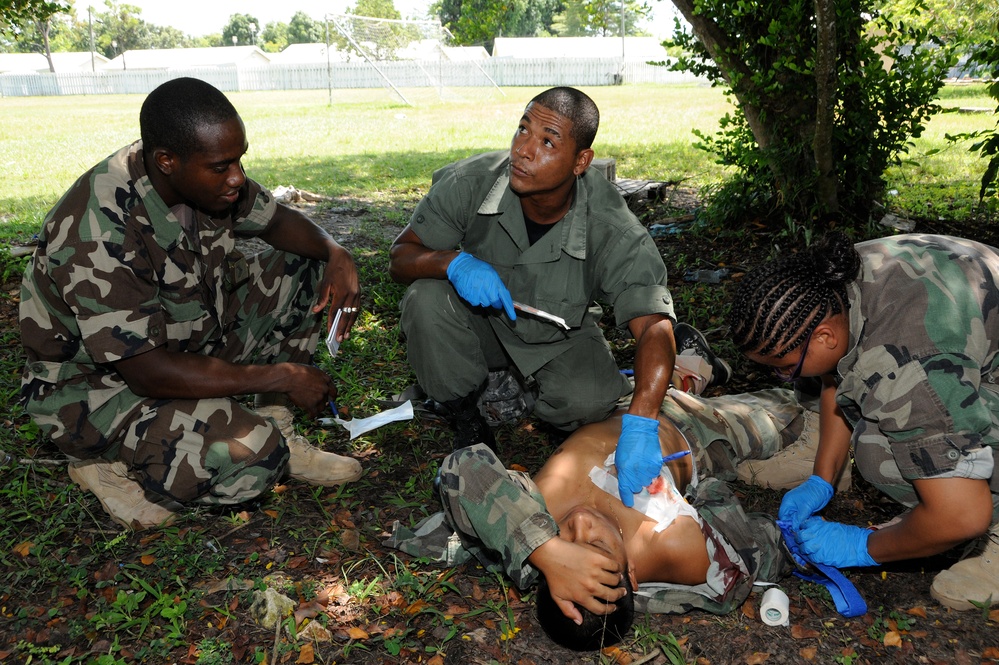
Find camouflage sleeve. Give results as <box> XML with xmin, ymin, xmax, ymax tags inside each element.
<box><xmin>636</xmin><ymin>478</ymin><xmax>793</xmax><ymax>614</ymax></box>
<box><xmin>436</xmin><ymin>444</ymin><xmax>557</xmax><ymax>589</ymax></box>
<box><xmin>840</xmin><ymin>348</ymin><xmax>998</xmax><ymax>480</ymax></box>
<box><xmin>231</xmin><ymin>178</ymin><xmax>279</xmax><ymax>237</ymax></box>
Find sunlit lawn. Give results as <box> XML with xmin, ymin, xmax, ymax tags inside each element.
<box><xmin>0</xmin><ymin>82</ymin><xmax>993</xmax><ymax>241</ymax></box>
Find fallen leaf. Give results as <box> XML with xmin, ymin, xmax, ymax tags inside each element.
<box><xmin>426</xmin><ymin>656</ymin><xmax>445</xmax><ymax>665</ymax></box>
<box><xmin>746</xmin><ymin>652</ymin><xmax>770</xmax><ymax>664</ymax></box>
<box><xmin>600</xmin><ymin>645</ymin><xmax>632</xmax><ymax>664</ymax></box>
<box><xmin>296</xmin><ymin>643</ymin><xmax>314</xmax><ymax>663</ymax></box>
<box><xmin>510</xmin><ymin>463</ymin><xmax>528</xmax><ymax>472</ymax></box>
<box><xmin>140</xmin><ymin>554</ymin><xmax>155</xmax><ymax>565</ymax></box>
<box><xmin>286</xmin><ymin>556</ymin><xmax>309</xmax><ymax>569</ymax></box>
<box><xmin>791</xmin><ymin>624</ymin><xmax>820</xmax><ymax>639</ymax></box>
<box><xmin>471</xmin><ymin>583</ymin><xmax>484</xmax><ymax>601</ymax></box>
<box><xmin>346</xmin><ymin>627</ymin><xmax>369</xmax><ymax>640</ymax></box>
<box><xmin>909</xmin><ymin>630</ymin><xmax>928</xmax><ymax>638</ymax></box>
<box><xmin>297</xmin><ymin>621</ymin><xmax>331</xmax><ymax>643</ymax></box>
<box><xmin>446</xmin><ymin>604</ymin><xmax>470</xmax><ymax>615</ymax></box>
<box><xmin>235</xmin><ymin>510</ymin><xmax>251</xmax><ymax>522</ymax></box>
<box><xmin>799</xmin><ymin>647</ymin><xmax>817</xmax><ymax>660</ymax></box>
<box><xmin>263</xmin><ymin>509</ymin><xmax>279</xmax><ymax>519</ymax></box>
<box><xmin>990</xmin><ymin>609</ymin><xmax>999</xmax><ymax>622</ymax></box>
<box><xmin>906</xmin><ymin>606</ymin><xmax>927</xmax><ymax>618</ymax></box>
<box><xmin>741</xmin><ymin>599</ymin><xmax>756</xmax><ymax>619</ymax></box>
<box><xmin>405</xmin><ymin>599</ymin><xmax>430</xmax><ymax>615</ymax></box>
<box><xmin>983</xmin><ymin>647</ymin><xmax>999</xmax><ymax>659</ymax></box>
<box><xmin>13</xmin><ymin>541</ymin><xmax>32</xmax><ymax>557</ymax></box>
<box><xmin>273</xmin><ymin>483</ymin><xmax>289</xmax><ymax>494</ymax></box>
<box><xmin>340</xmin><ymin>529</ymin><xmax>360</xmax><ymax>551</ymax></box>
<box><xmin>883</xmin><ymin>631</ymin><xmax>902</xmax><ymax>647</ymax></box>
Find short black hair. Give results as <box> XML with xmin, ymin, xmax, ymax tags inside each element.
<box><xmin>535</xmin><ymin>570</ymin><xmax>635</xmax><ymax>651</ymax></box>
<box><xmin>529</xmin><ymin>87</ymin><xmax>600</xmax><ymax>151</ymax></box>
<box><xmin>139</xmin><ymin>77</ymin><xmax>239</xmax><ymax>160</ymax></box>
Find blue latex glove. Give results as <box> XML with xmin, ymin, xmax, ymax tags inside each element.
<box><xmin>796</xmin><ymin>517</ymin><xmax>878</xmax><ymax>568</ymax></box>
<box><xmin>615</xmin><ymin>414</ymin><xmax>662</xmax><ymax>508</ymax></box>
<box><xmin>778</xmin><ymin>475</ymin><xmax>834</xmax><ymax>530</ymax></box>
<box><xmin>446</xmin><ymin>252</ymin><xmax>516</xmax><ymax>321</ymax></box>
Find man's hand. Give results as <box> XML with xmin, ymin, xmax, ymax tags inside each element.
<box><xmin>796</xmin><ymin>517</ymin><xmax>877</xmax><ymax>568</ymax></box>
<box><xmin>615</xmin><ymin>414</ymin><xmax>662</xmax><ymax>508</ymax></box>
<box><xmin>313</xmin><ymin>244</ymin><xmax>361</xmax><ymax>343</ymax></box>
<box><xmin>446</xmin><ymin>252</ymin><xmax>516</xmax><ymax>320</ymax></box>
<box><xmin>283</xmin><ymin>363</ymin><xmax>339</xmax><ymax>419</ymax></box>
<box><xmin>530</xmin><ymin>538</ymin><xmax>626</xmax><ymax>624</ymax></box>
<box><xmin>778</xmin><ymin>475</ymin><xmax>834</xmax><ymax>530</ymax></box>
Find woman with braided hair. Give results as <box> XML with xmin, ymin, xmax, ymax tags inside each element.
<box><xmin>729</xmin><ymin>232</ymin><xmax>999</xmax><ymax>611</ymax></box>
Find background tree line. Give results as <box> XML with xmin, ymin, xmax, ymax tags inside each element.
<box><xmin>2</xmin><ymin>0</ymin><xmax>996</xmax><ymax>227</ymax></box>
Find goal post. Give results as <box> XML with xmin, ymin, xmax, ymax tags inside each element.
<box><xmin>325</xmin><ymin>14</ymin><xmax>450</xmax><ymax>105</ymax></box>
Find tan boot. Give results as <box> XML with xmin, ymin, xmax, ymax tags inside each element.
<box><xmin>736</xmin><ymin>410</ymin><xmax>852</xmax><ymax>492</ymax></box>
<box><xmin>68</xmin><ymin>460</ymin><xmax>179</xmax><ymax>530</ymax></box>
<box><xmin>254</xmin><ymin>404</ymin><xmax>296</xmax><ymax>440</ymax></box>
<box><xmin>286</xmin><ymin>434</ymin><xmax>363</xmax><ymax>486</ymax></box>
<box><xmin>930</xmin><ymin>526</ymin><xmax>999</xmax><ymax>610</ymax></box>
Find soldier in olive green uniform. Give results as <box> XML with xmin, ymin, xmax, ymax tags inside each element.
<box><xmin>731</xmin><ymin>233</ymin><xmax>999</xmax><ymax>611</ymax></box>
<box><xmin>390</xmin><ymin>87</ymin><xmax>726</xmax><ymax>510</ymax></box>
<box><xmin>20</xmin><ymin>78</ymin><xmax>363</xmax><ymax>530</ymax></box>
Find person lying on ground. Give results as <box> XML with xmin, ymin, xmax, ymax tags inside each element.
<box><xmin>386</xmin><ymin>387</ymin><xmax>816</xmax><ymax>649</ymax></box>
<box><xmin>729</xmin><ymin>231</ymin><xmax>999</xmax><ymax>611</ymax></box>
<box><xmin>19</xmin><ymin>77</ymin><xmax>363</xmax><ymax>531</ymax></box>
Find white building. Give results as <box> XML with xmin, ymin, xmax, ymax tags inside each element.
<box><xmin>101</xmin><ymin>46</ymin><xmax>271</xmax><ymax>70</ymax></box>
<box><xmin>0</xmin><ymin>51</ymin><xmax>110</xmax><ymax>73</ymax></box>
<box><xmin>491</xmin><ymin>36</ymin><xmax>668</xmax><ymax>61</ymax></box>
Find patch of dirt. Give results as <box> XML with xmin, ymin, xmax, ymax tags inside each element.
<box><xmin>4</xmin><ymin>189</ymin><xmax>999</xmax><ymax>665</ymax></box>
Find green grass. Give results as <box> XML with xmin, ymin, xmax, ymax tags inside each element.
<box><xmin>0</xmin><ymin>84</ymin><xmax>737</xmax><ymax>240</ymax></box>
<box><xmin>0</xmin><ymin>82</ymin><xmax>996</xmax><ymax>664</ymax></box>
<box><xmin>2</xmin><ymin>83</ymin><xmax>992</xmax><ymax>243</ymax></box>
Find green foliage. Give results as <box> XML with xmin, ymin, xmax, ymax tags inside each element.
<box><xmin>222</xmin><ymin>12</ymin><xmax>261</xmax><ymax>47</ymax></box>
<box><xmin>432</xmin><ymin>0</ymin><xmax>563</xmax><ymax>47</ymax></box>
<box><xmin>667</xmin><ymin>0</ymin><xmax>953</xmax><ymax>228</ymax></box>
<box><xmin>550</xmin><ymin>0</ymin><xmax>651</xmax><ymax>37</ymax></box>
<box><xmin>946</xmin><ymin>34</ymin><xmax>999</xmax><ymax>203</ymax></box>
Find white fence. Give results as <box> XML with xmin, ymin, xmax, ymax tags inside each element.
<box><xmin>0</xmin><ymin>58</ymin><xmax>702</xmax><ymax>97</ymax></box>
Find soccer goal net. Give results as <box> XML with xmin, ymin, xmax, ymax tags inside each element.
<box><xmin>325</xmin><ymin>14</ymin><xmax>501</xmax><ymax>105</ymax></box>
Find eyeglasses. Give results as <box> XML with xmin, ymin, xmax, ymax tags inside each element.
<box><xmin>773</xmin><ymin>327</ymin><xmax>814</xmax><ymax>382</ymax></box>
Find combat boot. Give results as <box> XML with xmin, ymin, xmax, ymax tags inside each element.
<box><xmin>286</xmin><ymin>434</ymin><xmax>363</xmax><ymax>486</ymax></box>
<box><xmin>735</xmin><ymin>410</ymin><xmax>852</xmax><ymax>492</ymax></box>
<box><xmin>69</xmin><ymin>459</ymin><xmax>179</xmax><ymax>530</ymax></box>
<box><xmin>930</xmin><ymin>525</ymin><xmax>999</xmax><ymax>611</ymax></box>
<box><xmin>429</xmin><ymin>391</ymin><xmax>495</xmax><ymax>451</ymax></box>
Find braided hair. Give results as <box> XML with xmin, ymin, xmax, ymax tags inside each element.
<box><xmin>728</xmin><ymin>232</ymin><xmax>861</xmax><ymax>358</ymax></box>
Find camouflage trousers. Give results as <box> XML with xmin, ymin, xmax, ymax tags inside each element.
<box><xmin>107</xmin><ymin>250</ymin><xmax>323</xmax><ymax>505</ymax></box>
<box><xmin>385</xmin><ymin>388</ymin><xmax>802</xmax><ymax>614</ymax></box>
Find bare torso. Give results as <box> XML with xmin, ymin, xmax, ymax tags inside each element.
<box><xmin>533</xmin><ymin>412</ymin><xmax>710</xmax><ymax>585</ymax></box>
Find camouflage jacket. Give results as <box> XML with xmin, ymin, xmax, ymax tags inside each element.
<box><xmin>19</xmin><ymin>141</ymin><xmax>277</xmax><ymax>458</ymax></box>
<box><xmin>839</xmin><ymin>235</ymin><xmax>999</xmax><ymax>487</ymax></box>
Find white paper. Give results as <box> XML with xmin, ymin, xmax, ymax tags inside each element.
<box><xmin>318</xmin><ymin>400</ymin><xmax>414</xmax><ymax>440</ymax></box>
<box><xmin>325</xmin><ymin>309</ymin><xmax>343</xmax><ymax>357</ymax></box>
<box><xmin>590</xmin><ymin>453</ymin><xmax>700</xmax><ymax>533</ymax></box>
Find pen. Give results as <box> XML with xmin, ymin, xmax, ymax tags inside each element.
<box><xmin>329</xmin><ymin>399</ymin><xmax>339</xmax><ymax>417</ymax></box>
<box><xmin>661</xmin><ymin>450</ymin><xmax>691</xmax><ymax>464</ymax></box>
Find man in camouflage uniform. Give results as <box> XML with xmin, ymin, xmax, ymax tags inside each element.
<box><xmin>386</xmin><ymin>388</ymin><xmax>807</xmax><ymax>621</ymax></box>
<box><xmin>19</xmin><ymin>78</ymin><xmax>363</xmax><ymax>530</ymax></box>
<box><xmin>733</xmin><ymin>233</ymin><xmax>999</xmax><ymax>611</ymax></box>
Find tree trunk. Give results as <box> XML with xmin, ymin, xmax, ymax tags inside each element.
<box><xmin>37</xmin><ymin>19</ymin><xmax>54</xmax><ymax>73</ymax></box>
<box><xmin>669</xmin><ymin>0</ymin><xmax>773</xmax><ymax>151</ymax></box>
<box><xmin>813</xmin><ymin>0</ymin><xmax>839</xmax><ymax>215</ymax></box>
